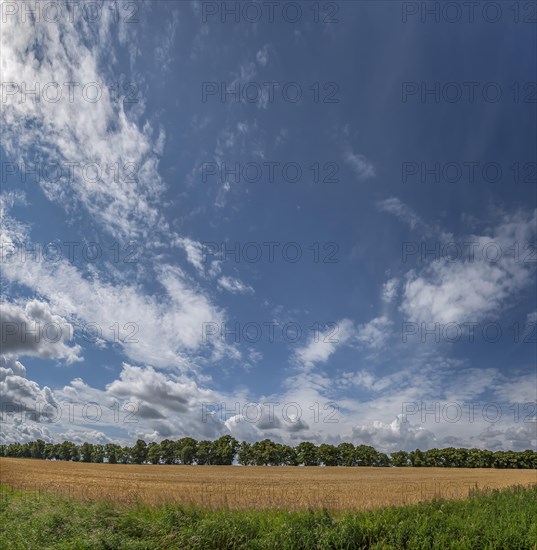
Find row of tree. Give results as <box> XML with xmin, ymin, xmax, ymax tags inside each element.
<box><xmin>1</xmin><ymin>438</ymin><xmax>535</xmax><ymax>468</ymax></box>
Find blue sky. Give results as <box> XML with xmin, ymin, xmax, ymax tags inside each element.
<box><xmin>0</xmin><ymin>0</ymin><xmax>536</xmax><ymax>451</ymax></box>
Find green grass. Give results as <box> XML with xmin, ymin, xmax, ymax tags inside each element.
<box><xmin>1</xmin><ymin>484</ymin><xmax>536</xmax><ymax>549</ymax></box>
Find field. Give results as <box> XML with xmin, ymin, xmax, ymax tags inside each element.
<box><xmin>2</xmin><ymin>459</ymin><xmax>536</xmax><ymax>548</ymax></box>
<box><xmin>1</xmin><ymin>457</ymin><xmax>536</xmax><ymax>511</ymax></box>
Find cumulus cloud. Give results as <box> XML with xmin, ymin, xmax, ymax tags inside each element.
<box><xmin>0</xmin><ymin>360</ymin><xmax>228</xmax><ymax>444</ymax></box>
<box><xmin>401</xmin><ymin>210</ymin><xmax>536</xmax><ymax>324</ymax></box>
<box><xmin>502</xmin><ymin>424</ymin><xmax>537</xmax><ymax>451</ymax></box>
<box><xmin>106</xmin><ymin>364</ymin><xmax>208</xmax><ymax>414</ymax></box>
<box><xmin>0</xmin><ymin>357</ymin><xmax>59</xmax><ymax>424</ymax></box>
<box><xmin>0</xmin><ymin>300</ymin><xmax>81</xmax><ymax>363</ymax></box>
<box><xmin>1</xmin><ymin>354</ymin><xmax>534</xmax><ymax>450</ymax></box>
<box><xmin>476</xmin><ymin>423</ymin><xmax>536</xmax><ymax>452</ymax></box>
<box><xmin>352</xmin><ymin>415</ymin><xmax>438</xmax><ymax>452</ymax></box>
<box><xmin>224</xmin><ymin>414</ymin><xmax>265</xmax><ymax>442</ymax></box>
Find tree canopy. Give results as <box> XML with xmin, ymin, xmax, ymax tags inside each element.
<box><xmin>1</xmin><ymin>438</ymin><xmax>535</xmax><ymax>469</ymax></box>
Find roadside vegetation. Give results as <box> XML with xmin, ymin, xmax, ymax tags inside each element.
<box><xmin>1</xmin><ymin>483</ymin><xmax>536</xmax><ymax>549</ymax></box>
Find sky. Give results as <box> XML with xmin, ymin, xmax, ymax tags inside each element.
<box><xmin>0</xmin><ymin>0</ymin><xmax>536</xmax><ymax>453</ymax></box>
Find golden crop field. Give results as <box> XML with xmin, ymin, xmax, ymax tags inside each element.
<box><xmin>1</xmin><ymin>458</ymin><xmax>535</xmax><ymax>511</ymax></box>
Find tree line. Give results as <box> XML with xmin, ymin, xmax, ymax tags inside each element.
<box><xmin>1</xmin><ymin>437</ymin><xmax>535</xmax><ymax>468</ymax></box>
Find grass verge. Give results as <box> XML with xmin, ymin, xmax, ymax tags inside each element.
<box><xmin>1</xmin><ymin>483</ymin><xmax>536</xmax><ymax>549</ymax></box>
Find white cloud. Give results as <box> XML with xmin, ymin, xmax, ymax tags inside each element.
<box><xmin>256</xmin><ymin>44</ymin><xmax>271</xmax><ymax>67</ymax></box>
<box><xmin>356</xmin><ymin>316</ymin><xmax>392</xmax><ymax>350</ymax></box>
<box><xmin>154</xmin><ymin>10</ymin><xmax>179</xmax><ymax>72</ymax></box>
<box><xmin>344</xmin><ymin>149</ymin><xmax>376</xmax><ymax>181</ymax></box>
<box><xmin>106</xmin><ymin>364</ymin><xmax>214</xmax><ymax>415</ymax></box>
<box><xmin>175</xmin><ymin>237</ymin><xmax>253</xmax><ymax>295</ymax></box>
<box><xmin>222</xmin><ymin>403</ymin><xmax>309</xmax><ymax>443</ymax></box>
<box><xmin>352</xmin><ymin>415</ymin><xmax>437</xmax><ymax>452</ymax></box>
<box><xmin>526</xmin><ymin>310</ymin><xmax>537</xmax><ymax>324</ymax></box>
<box><xmin>377</xmin><ymin>197</ymin><xmax>422</xmax><ymax>230</ymax></box>
<box><xmin>217</xmin><ymin>276</ymin><xmax>254</xmax><ymax>295</ymax></box>
<box><xmin>0</xmin><ymin>357</ymin><xmax>59</xmax><ymax>425</ymax></box>
<box><xmin>0</xmin><ymin>300</ymin><xmax>81</xmax><ymax>363</ymax></box>
<box><xmin>174</xmin><ymin>236</ymin><xmax>224</xmax><ymax>280</ymax></box>
<box><xmin>1</xmin><ymin>353</ymin><xmax>534</xmax><ymax>451</ymax></box>
<box><xmin>1</xmin><ymin>204</ymin><xmax>228</xmax><ymax>369</ymax></box>
<box><xmin>401</xmin><ymin>210</ymin><xmax>536</xmax><ymax>324</ymax></box>
<box><xmin>339</xmin><ymin>369</ymin><xmax>406</xmax><ymax>393</ymax></box>
<box><xmin>0</xmin><ymin>7</ymin><xmax>166</xmax><ymax>239</ymax></box>
<box><xmin>0</xmin><ymin>360</ymin><xmax>228</xmax><ymax>444</ymax></box>
<box><xmin>494</xmin><ymin>372</ymin><xmax>537</xmax><ymax>404</ymax></box>
<box><xmin>294</xmin><ymin>319</ymin><xmax>354</xmax><ymax>368</ymax></box>
<box><xmin>382</xmin><ymin>278</ymin><xmax>399</xmax><ymax>303</ymax></box>
<box><xmin>175</xmin><ymin>237</ymin><xmax>206</xmax><ymax>276</ymax></box>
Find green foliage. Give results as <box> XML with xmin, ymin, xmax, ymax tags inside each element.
<box><xmin>147</xmin><ymin>443</ymin><xmax>161</xmax><ymax>465</ymax></box>
<box><xmin>390</xmin><ymin>450</ymin><xmax>409</xmax><ymax>467</ymax></box>
<box><xmin>196</xmin><ymin>440</ymin><xmax>215</xmax><ymax>465</ymax></box>
<box><xmin>337</xmin><ymin>442</ymin><xmax>356</xmax><ymax>466</ymax></box>
<box><xmin>318</xmin><ymin>444</ymin><xmax>339</xmax><ymax>466</ymax></box>
<box><xmin>130</xmin><ymin>440</ymin><xmax>147</xmax><ymax>465</ymax></box>
<box><xmin>3</xmin><ymin>438</ymin><xmax>537</xmax><ymax>469</ymax></box>
<box><xmin>29</xmin><ymin>439</ymin><xmax>45</xmax><ymax>459</ymax></box>
<box><xmin>212</xmin><ymin>435</ymin><xmax>239</xmax><ymax>465</ymax></box>
<box><xmin>250</xmin><ymin>439</ymin><xmax>285</xmax><ymax>466</ymax></box>
<box><xmin>408</xmin><ymin>448</ymin><xmax>426</xmax><ymax>467</ymax></box>
<box><xmin>176</xmin><ymin>438</ymin><xmax>198</xmax><ymax>465</ymax></box>
<box><xmin>354</xmin><ymin>444</ymin><xmax>378</xmax><ymax>466</ymax></box>
<box><xmin>237</xmin><ymin>442</ymin><xmax>253</xmax><ymax>465</ymax></box>
<box><xmin>58</xmin><ymin>441</ymin><xmax>79</xmax><ymax>462</ymax></box>
<box><xmin>279</xmin><ymin>444</ymin><xmax>298</xmax><ymax>466</ymax></box>
<box><xmin>91</xmin><ymin>444</ymin><xmax>105</xmax><ymax>464</ymax></box>
<box><xmin>296</xmin><ymin>442</ymin><xmax>319</xmax><ymax>466</ymax></box>
<box><xmin>159</xmin><ymin>439</ymin><xmax>176</xmax><ymax>464</ymax></box>
<box><xmin>104</xmin><ymin>444</ymin><xmax>120</xmax><ymax>465</ymax></box>
<box><xmin>118</xmin><ymin>446</ymin><xmax>131</xmax><ymax>464</ymax></box>
<box><xmin>79</xmin><ymin>442</ymin><xmax>94</xmax><ymax>463</ymax></box>
<box><xmin>1</xmin><ymin>484</ymin><xmax>536</xmax><ymax>549</ymax></box>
